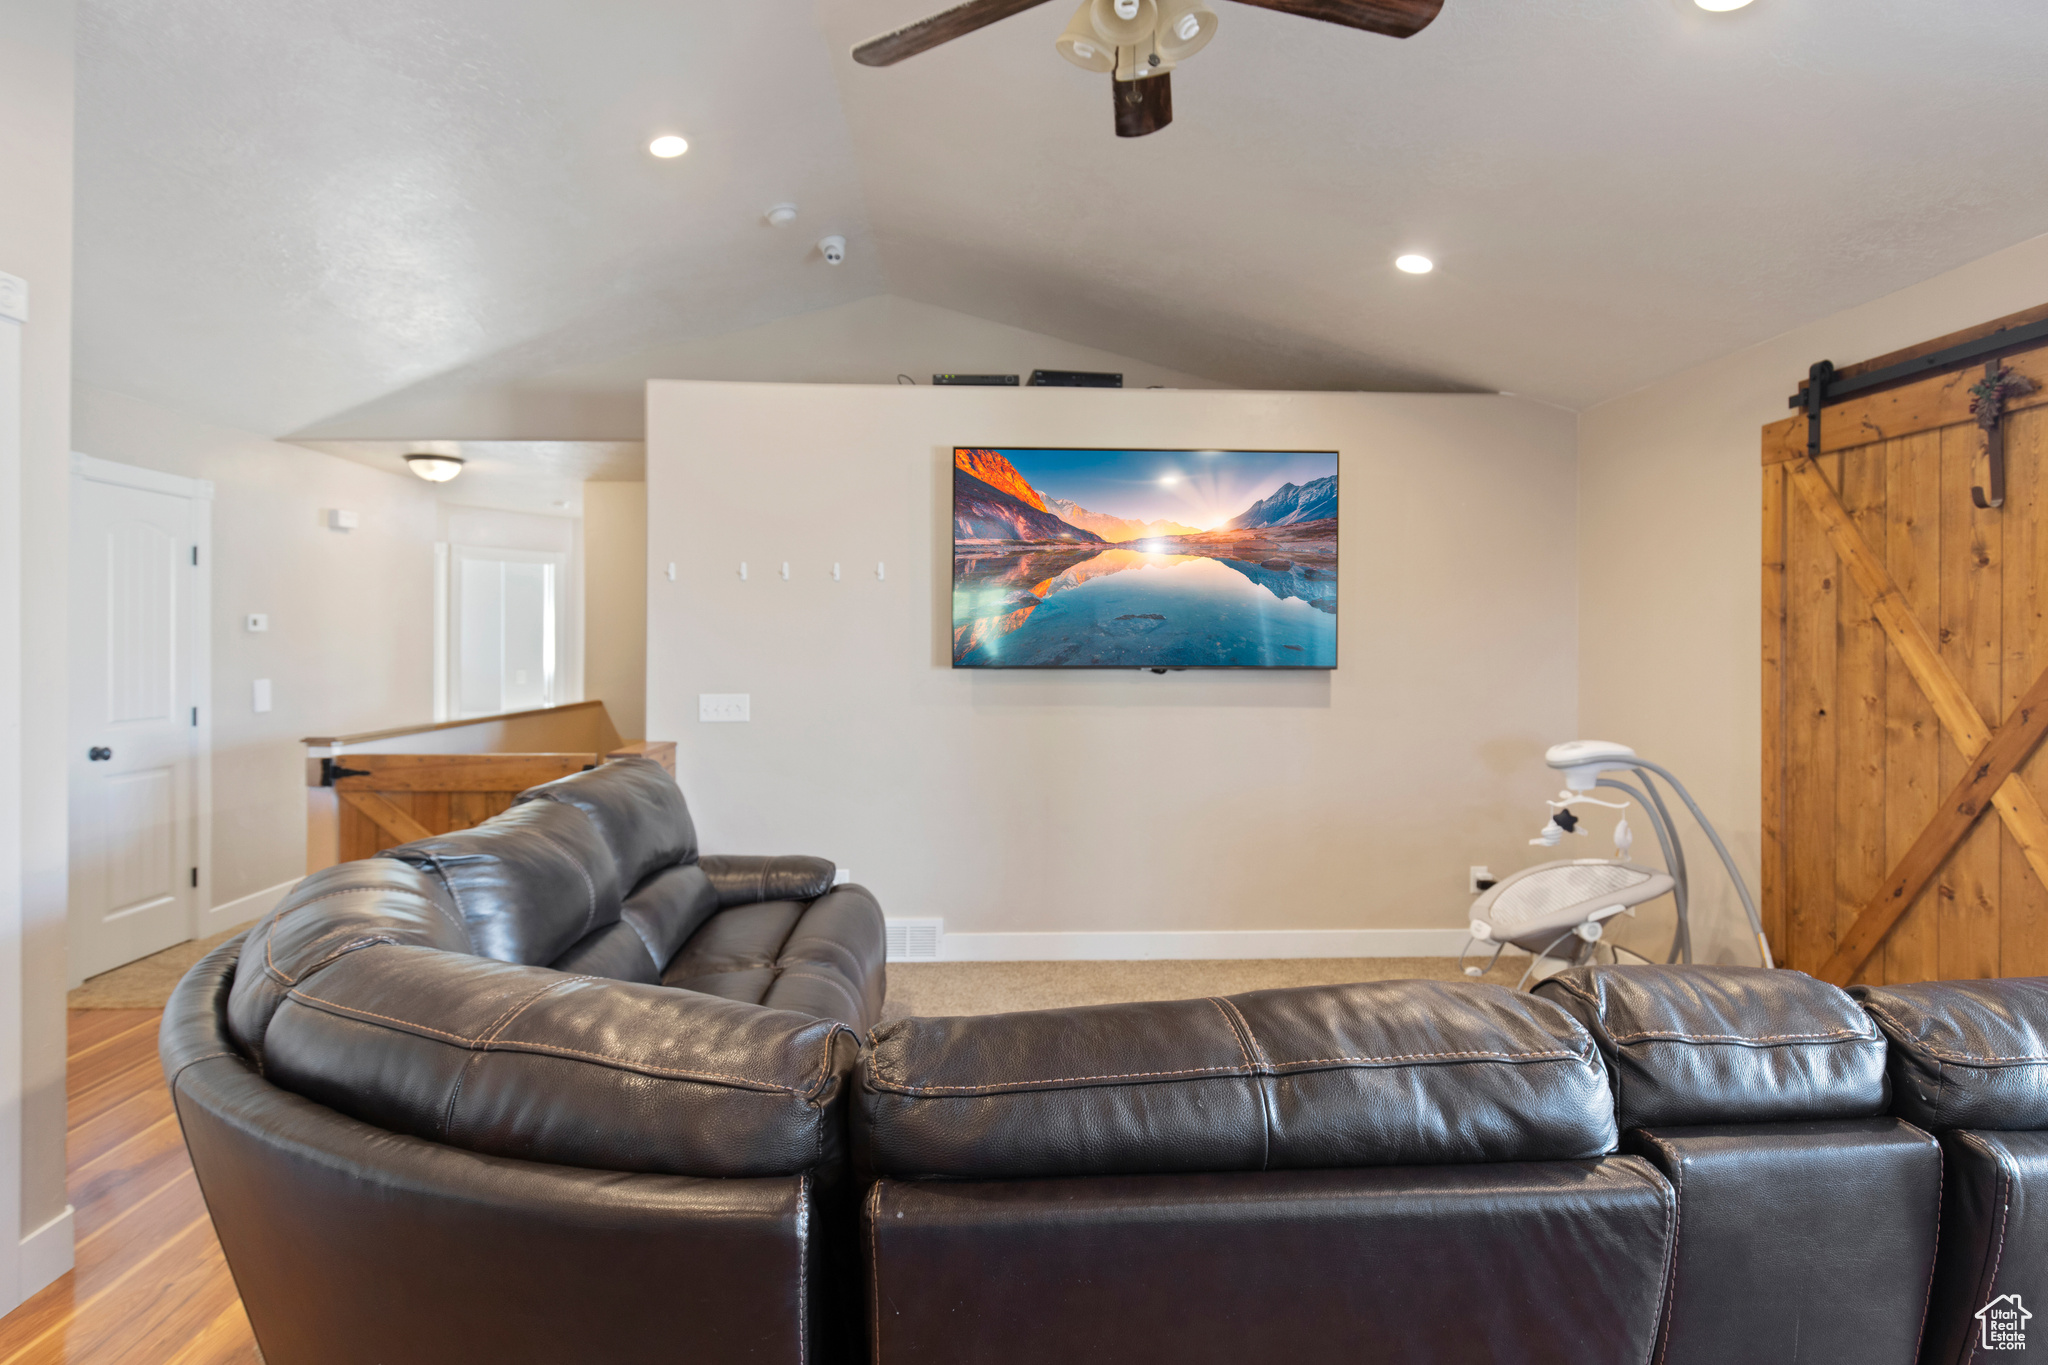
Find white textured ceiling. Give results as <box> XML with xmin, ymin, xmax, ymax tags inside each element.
<box><xmin>75</xmin><ymin>0</ymin><xmax>2048</xmax><ymax>437</ymax></box>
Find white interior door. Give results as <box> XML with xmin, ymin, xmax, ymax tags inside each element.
<box><xmin>68</xmin><ymin>461</ymin><xmax>206</xmax><ymax>981</ymax></box>
<box><xmin>446</xmin><ymin>547</ymin><xmax>564</xmax><ymax>719</ymax></box>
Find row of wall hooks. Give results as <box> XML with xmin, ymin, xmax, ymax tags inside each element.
<box><xmin>730</xmin><ymin>562</ymin><xmax>885</xmax><ymax>581</ymax></box>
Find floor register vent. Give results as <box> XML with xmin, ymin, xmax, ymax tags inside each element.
<box><xmin>886</xmin><ymin>918</ymin><xmax>944</xmax><ymax>962</ymax></box>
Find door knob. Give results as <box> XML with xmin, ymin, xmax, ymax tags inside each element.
<box><xmin>88</xmin><ymin>747</ymin><xmax>112</xmax><ymax>762</ymax></box>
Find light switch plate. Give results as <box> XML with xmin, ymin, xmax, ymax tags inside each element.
<box><xmin>0</xmin><ymin>273</ymin><xmax>25</xmax><ymax>324</ymax></box>
<box><xmin>245</xmin><ymin>614</ymin><xmax>269</xmax><ymax>633</ymax></box>
<box><xmin>252</xmin><ymin>679</ymin><xmax>273</xmax><ymax>714</ymax></box>
<box><xmin>699</xmin><ymin>693</ymin><xmax>750</xmax><ymax>723</ymax></box>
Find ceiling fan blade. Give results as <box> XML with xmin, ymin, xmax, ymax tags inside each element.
<box><xmin>1113</xmin><ymin>72</ymin><xmax>1173</xmax><ymax>138</ymax></box>
<box><xmin>1224</xmin><ymin>0</ymin><xmax>1442</xmax><ymax>39</ymax></box>
<box><xmin>852</xmin><ymin>0</ymin><xmax>1060</xmax><ymax>67</ymax></box>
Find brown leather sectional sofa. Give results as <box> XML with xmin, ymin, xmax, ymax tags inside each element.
<box><xmin>160</xmin><ymin>757</ymin><xmax>2048</xmax><ymax>1364</ymax></box>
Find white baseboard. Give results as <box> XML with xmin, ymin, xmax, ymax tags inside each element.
<box><xmin>938</xmin><ymin>928</ymin><xmax>1489</xmax><ymax>962</ymax></box>
<box><xmin>202</xmin><ymin>878</ymin><xmax>297</xmax><ymax>931</ymax></box>
<box><xmin>19</xmin><ymin>1205</ymin><xmax>73</xmax><ymax>1300</ymax></box>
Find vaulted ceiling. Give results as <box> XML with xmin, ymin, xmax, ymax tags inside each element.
<box><xmin>75</xmin><ymin>0</ymin><xmax>2048</xmax><ymax>438</ymax></box>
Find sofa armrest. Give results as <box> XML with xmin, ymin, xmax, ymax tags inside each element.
<box><xmin>698</xmin><ymin>854</ymin><xmax>837</xmax><ymax>908</ymax></box>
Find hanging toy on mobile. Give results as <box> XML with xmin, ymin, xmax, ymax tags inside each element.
<box><xmin>1461</xmin><ymin>741</ymin><xmax>1774</xmax><ymax>988</ymax></box>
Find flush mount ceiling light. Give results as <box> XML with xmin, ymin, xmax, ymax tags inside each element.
<box><xmin>404</xmin><ymin>453</ymin><xmax>466</xmax><ymax>483</ymax></box>
<box><xmin>1694</xmin><ymin>0</ymin><xmax>1754</xmax><ymax>8</ymax></box>
<box><xmin>648</xmin><ymin>134</ymin><xmax>689</xmax><ymax>158</ymax></box>
<box><xmin>1395</xmin><ymin>254</ymin><xmax>1435</xmax><ymax>274</ymax></box>
<box><xmin>854</xmin><ymin>0</ymin><xmax>1441</xmax><ymax>139</ymax></box>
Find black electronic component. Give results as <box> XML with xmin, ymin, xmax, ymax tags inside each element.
<box><xmin>933</xmin><ymin>374</ymin><xmax>1020</xmax><ymax>386</ymax></box>
<box><xmin>1027</xmin><ymin>369</ymin><xmax>1123</xmax><ymax>388</ymax></box>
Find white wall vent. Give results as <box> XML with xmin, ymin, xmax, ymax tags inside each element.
<box><xmin>885</xmin><ymin>918</ymin><xmax>944</xmax><ymax>962</ymax></box>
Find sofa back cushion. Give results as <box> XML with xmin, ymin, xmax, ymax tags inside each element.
<box><xmin>1536</xmin><ymin>965</ymin><xmax>1888</xmax><ymax>1127</ymax></box>
<box><xmin>1854</xmin><ymin>978</ymin><xmax>2048</xmax><ymax>1131</ymax></box>
<box><xmin>258</xmin><ymin>939</ymin><xmax>857</xmax><ymax>1178</ymax></box>
<box><xmin>858</xmin><ymin>979</ymin><xmax>1615</xmax><ymax>1181</ymax></box>
<box><xmin>227</xmin><ymin>859</ymin><xmax>471</xmax><ymax>1070</ymax></box>
<box><xmin>514</xmin><ymin>756</ymin><xmax>698</xmax><ymax>890</ymax></box>
<box><xmin>383</xmin><ymin>798</ymin><xmax>622</xmax><ymax>966</ymax></box>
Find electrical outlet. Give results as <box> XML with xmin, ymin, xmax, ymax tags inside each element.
<box><xmin>1470</xmin><ymin>865</ymin><xmax>1498</xmax><ymax>895</ymax></box>
<box><xmin>699</xmin><ymin>694</ymin><xmax>751</xmax><ymax>723</ymax></box>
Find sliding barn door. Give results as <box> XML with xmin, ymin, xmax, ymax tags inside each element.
<box><xmin>1763</xmin><ymin>343</ymin><xmax>2048</xmax><ymax>984</ymax></box>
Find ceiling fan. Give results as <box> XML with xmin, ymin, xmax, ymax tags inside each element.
<box><xmin>852</xmin><ymin>0</ymin><xmax>1442</xmax><ymax>138</ymax></box>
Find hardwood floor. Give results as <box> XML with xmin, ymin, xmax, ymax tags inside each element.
<box><xmin>0</xmin><ymin>1011</ymin><xmax>257</xmax><ymax>1364</ymax></box>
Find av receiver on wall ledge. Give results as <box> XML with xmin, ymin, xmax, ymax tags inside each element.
<box><xmin>933</xmin><ymin>374</ymin><xmax>1020</xmax><ymax>386</ymax></box>
<box><xmin>1027</xmin><ymin>370</ymin><xmax>1123</xmax><ymax>388</ymax></box>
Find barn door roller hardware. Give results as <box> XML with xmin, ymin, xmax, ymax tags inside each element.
<box><xmin>1790</xmin><ymin>311</ymin><xmax>2048</xmax><ymax>479</ymax></box>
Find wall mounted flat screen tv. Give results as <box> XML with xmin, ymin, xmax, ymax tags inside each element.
<box><xmin>952</xmin><ymin>447</ymin><xmax>1337</xmax><ymax>669</ymax></box>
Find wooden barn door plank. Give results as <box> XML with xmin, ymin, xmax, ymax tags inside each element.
<box><xmin>1885</xmin><ymin>431</ymin><xmax>1944</xmax><ymax>985</ymax></box>
<box><xmin>1939</xmin><ymin>421</ymin><xmax>2004</xmax><ymax>980</ymax></box>
<box><xmin>1762</xmin><ymin>461</ymin><xmax>1788</xmax><ymax>958</ymax></box>
<box><xmin>1785</xmin><ymin>453</ymin><xmax>1842</xmax><ymax>973</ymax></box>
<box><xmin>2005</xmin><ymin>405</ymin><xmax>2048</xmax><ymax>976</ymax></box>
<box><xmin>1836</xmin><ymin>448</ymin><xmax>1890</xmax><ymax>983</ymax></box>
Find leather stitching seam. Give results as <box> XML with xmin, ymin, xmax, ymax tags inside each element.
<box><xmin>1911</xmin><ymin>1124</ymin><xmax>1942</xmax><ymax>1365</ymax></box>
<box><xmin>286</xmin><ymin>989</ymin><xmax>817</xmax><ymax>1093</ymax></box>
<box><xmin>1607</xmin><ymin>1027</ymin><xmax>1877</xmax><ymax>1045</ymax></box>
<box><xmin>796</xmin><ymin>1172</ymin><xmax>810</xmax><ymax>1365</ymax></box>
<box><xmin>262</xmin><ymin>887</ymin><xmax>440</xmax><ymax>984</ymax></box>
<box><xmin>867</xmin><ymin>1182</ymin><xmax>884</xmax><ymax>1365</ymax></box>
<box><xmin>1860</xmin><ymin>1003</ymin><xmax>2048</xmax><ymax>1063</ymax></box>
<box><xmin>1958</xmin><ymin>1130</ymin><xmax>2014</xmax><ymax>1365</ymax></box>
<box><xmin>1208</xmin><ymin>998</ymin><xmax>1269</xmax><ymax>1171</ymax></box>
<box><xmin>868</xmin><ymin>1048</ymin><xmax>1587</xmax><ymax>1093</ymax></box>
<box><xmin>1637</xmin><ymin>1131</ymin><xmax>1682</xmax><ymax>1365</ymax></box>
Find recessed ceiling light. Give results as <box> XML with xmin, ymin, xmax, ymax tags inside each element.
<box><xmin>648</xmin><ymin>135</ymin><xmax>689</xmax><ymax>158</ymax></box>
<box><xmin>1395</xmin><ymin>254</ymin><xmax>1434</xmax><ymax>275</ymax></box>
<box><xmin>1694</xmin><ymin>0</ymin><xmax>1753</xmax><ymax>9</ymax></box>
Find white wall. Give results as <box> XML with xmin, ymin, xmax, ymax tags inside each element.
<box><xmin>648</xmin><ymin>382</ymin><xmax>1578</xmax><ymax>955</ymax></box>
<box><xmin>297</xmin><ymin>295</ymin><xmax>1229</xmax><ymax>442</ymax></box>
<box><xmin>1579</xmin><ymin>230</ymin><xmax>2048</xmax><ymax>964</ymax></box>
<box><xmin>0</xmin><ymin>0</ymin><xmax>76</xmax><ymax>1307</ymax></box>
<box><xmin>73</xmin><ymin>387</ymin><xmax>441</xmax><ymax>915</ymax></box>
<box><xmin>584</xmin><ymin>482</ymin><xmax>648</xmax><ymax>741</ymax></box>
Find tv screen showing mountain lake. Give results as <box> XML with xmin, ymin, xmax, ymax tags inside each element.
<box><xmin>952</xmin><ymin>447</ymin><xmax>1337</xmax><ymax>669</ymax></box>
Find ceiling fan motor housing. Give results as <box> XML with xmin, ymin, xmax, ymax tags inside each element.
<box><xmin>1058</xmin><ymin>0</ymin><xmax>1215</xmax><ymax>76</ymax></box>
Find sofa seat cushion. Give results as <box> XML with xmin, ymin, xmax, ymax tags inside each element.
<box><xmin>259</xmin><ymin>941</ymin><xmax>857</xmax><ymax>1178</ymax></box>
<box><xmin>1535</xmin><ymin>965</ymin><xmax>1888</xmax><ymax>1127</ymax></box>
<box><xmin>383</xmin><ymin>799</ymin><xmax>624</xmax><ymax>967</ymax></box>
<box><xmin>514</xmin><ymin>757</ymin><xmax>698</xmax><ymax>891</ymax></box>
<box><xmin>661</xmin><ymin>886</ymin><xmax>886</xmax><ymax>1031</ymax></box>
<box><xmin>1852</xmin><ymin>978</ymin><xmax>2048</xmax><ymax>1132</ymax></box>
<box><xmin>859</xmin><ymin>979</ymin><xmax>1616</xmax><ymax>1181</ymax></box>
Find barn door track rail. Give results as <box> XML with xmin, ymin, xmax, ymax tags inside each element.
<box><xmin>1792</xmin><ymin>311</ymin><xmax>2048</xmax><ymax>459</ymax></box>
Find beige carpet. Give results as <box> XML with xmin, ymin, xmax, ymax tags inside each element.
<box><xmin>876</xmin><ymin>954</ymin><xmax>1526</xmax><ymax>1022</ymax></box>
<box><xmin>69</xmin><ymin>920</ymin><xmax>260</xmax><ymax>1009</ymax></box>
<box><xmin>71</xmin><ymin>930</ymin><xmax>1526</xmax><ymax>1014</ymax></box>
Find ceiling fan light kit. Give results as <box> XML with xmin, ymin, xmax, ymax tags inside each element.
<box><xmin>854</xmin><ymin>0</ymin><xmax>1440</xmax><ymax>137</ymax></box>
